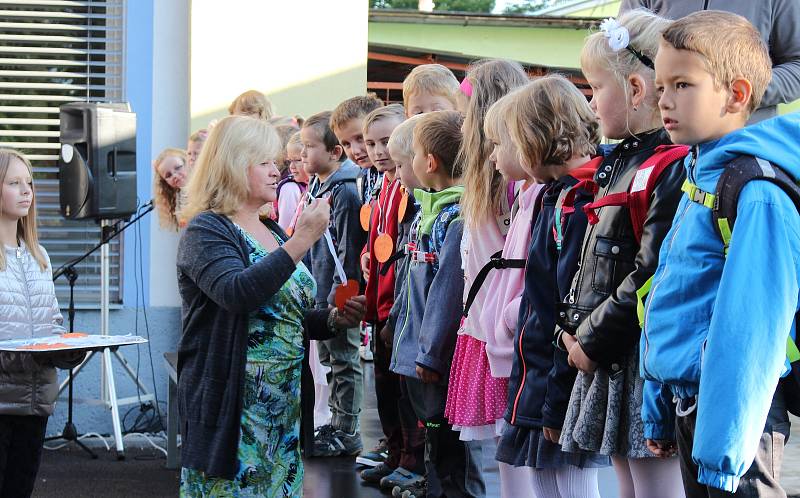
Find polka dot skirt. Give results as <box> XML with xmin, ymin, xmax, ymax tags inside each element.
<box><xmin>445</xmin><ymin>333</ymin><xmax>508</xmax><ymax>427</ymax></box>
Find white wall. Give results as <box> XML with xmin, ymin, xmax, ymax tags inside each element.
<box><xmin>149</xmin><ymin>0</ymin><xmax>190</xmax><ymax>307</ymax></box>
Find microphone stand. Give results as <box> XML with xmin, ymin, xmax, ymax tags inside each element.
<box><xmin>45</xmin><ymin>201</ymin><xmax>154</xmax><ymax>458</ymax></box>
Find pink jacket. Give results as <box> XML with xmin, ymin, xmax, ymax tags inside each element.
<box><xmin>481</xmin><ymin>183</ymin><xmax>542</xmax><ymax>378</ymax></box>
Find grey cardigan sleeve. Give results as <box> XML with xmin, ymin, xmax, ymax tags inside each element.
<box><xmin>178</xmin><ymin>215</ymin><xmax>298</xmax><ymax>313</ymax></box>
<box><xmin>415</xmin><ymin>220</ymin><xmax>465</xmax><ymax>375</ymax></box>
<box><xmin>761</xmin><ymin>0</ymin><xmax>800</xmax><ymax>108</ymax></box>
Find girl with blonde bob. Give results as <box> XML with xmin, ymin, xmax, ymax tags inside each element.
<box><xmin>152</xmin><ymin>148</ymin><xmax>189</xmax><ymax>229</ymax></box>
<box><xmin>177</xmin><ymin>116</ymin><xmax>366</xmax><ymax>496</ymax></box>
<box><xmin>495</xmin><ymin>76</ymin><xmax>609</xmax><ymax>498</ymax></box>
<box><xmin>0</xmin><ymin>149</ymin><xmax>84</xmax><ymax>497</ymax></box>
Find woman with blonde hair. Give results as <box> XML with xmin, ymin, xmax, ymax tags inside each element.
<box><xmin>177</xmin><ymin>116</ymin><xmax>366</xmax><ymax>497</ymax></box>
<box><xmin>228</xmin><ymin>89</ymin><xmax>275</xmax><ymax>121</ymax></box>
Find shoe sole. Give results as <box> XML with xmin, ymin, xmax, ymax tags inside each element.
<box><xmin>355</xmin><ymin>455</ymin><xmax>384</xmax><ymax>467</ymax></box>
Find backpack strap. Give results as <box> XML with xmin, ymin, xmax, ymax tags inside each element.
<box><xmin>583</xmin><ymin>145</ymin><xmax>690</xmax><ymax>244</ymax></box>
<box><xmin>463</xmin><ymin>250</ymin><xmax>526</xmax><ymax>318</ymax></box>
<box><xmin>553</xmin><ymin>157</ymin><xmax>604</xmax><ymax>251</ymax></box>
<box><xmin>682</xmin><ymin>155</ymin><xmax>800</xmax><ymax>416</ymax></box>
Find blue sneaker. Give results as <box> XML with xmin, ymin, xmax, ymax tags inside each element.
<box><xmin>379</xmin><ymin>467</ymin><xmax>424</xmax><ymax>490</ymax></box>
<box><xmin>356</xmin><ymin>439</ymin><xmax>388</xmax><ymax>467</ymax></box>
<box><xmin>360</xmin><ymin>462</ymin><xmax>394</xmax><ymax>484</ymax></box>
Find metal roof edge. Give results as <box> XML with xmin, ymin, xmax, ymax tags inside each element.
<box><xmin>368</xmin><ymin>9</ymin><xmax>602</xmax><ymax>29</ymax></box>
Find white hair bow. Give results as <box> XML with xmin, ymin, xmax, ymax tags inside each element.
<box><xmin>600</xmin><ymin>17</ymin><xmax>630</xmax><ymax>52</ymax></box>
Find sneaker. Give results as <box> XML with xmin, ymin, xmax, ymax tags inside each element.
<box><xmin>360</xmin><ymin>462</ymin><xmax>394</xmax><ymax>484</ymax></box>
<box><xmin>359</xmin><ymin>344</ymin><xmax>374</xmax><ymax>361</ymax></box>
<box><xmin>380</xmin><ymin>467</ymin><xmax>424</xmax><ymax>490</ymax></box>
<box><xmin>356</xmin><ymin>439</ymin><xmax>388</xmax><ymax>467</ymax></box>
<box><xmin>392</xmin><ymin>479</ymin><xmax>427</xmax><ymax>498</ymax></box>
<box><xmin>311</xmin><ymin>428</ymin><xmax>363</xmax><ymax>457</ymax></box>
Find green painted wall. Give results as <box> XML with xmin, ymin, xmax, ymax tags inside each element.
<box><xmin>567</xmin><ymin>1</ymin><xmax>620</xmax><ymax>17</ymax></box>
<box><xmin>369</xmin><ymin>22</ymin><xmax>592</xmax><ymax>69</ymax></box>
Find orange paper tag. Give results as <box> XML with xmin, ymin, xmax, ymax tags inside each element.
<box><xmin>335</xmin><ymin>279</ymin><xmax>360</xmax><ymax>310</ymax></box>
<box><xmin>285</xmin><ymin>226</ymin><xmax>294</xmax><ymax>237</ymax></box>
<box><xmin>374</xmin><ymin>233</ymin><xmax>394</xmax><ymax>263</ymax></box>
<box><xmin>20</xmin><ymin>342</ymin><xmax>70</xmax><ymax>351</ymax></box>
<box><xmin>61</xmin><ymin>332</ymin><xmax>88</xmax><ymax>338</ymax></box>
<box><xmin>360</xmin><ymin>204</ymin><xmax>372</xmax><ymax>232</ymax></box>
<box><xmin>398</xmin><ymin>190</ymin><xmax>409</xmax><ymax>222</ymax></box>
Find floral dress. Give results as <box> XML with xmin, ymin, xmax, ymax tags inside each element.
<box><xmin>181</xmin><ymin>227</ymin><xmax>316</xmax><ymax>497</ymax></box>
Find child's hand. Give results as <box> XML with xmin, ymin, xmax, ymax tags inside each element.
<box><xmin>566</xmin><ymin>339</ymin><xmax>598</xmax><ymax>373</ymax></box>
<box><xmin>361</xmin><ymin>252</ymin><xmax>370</xmax><ymax>279</ymax></box>
<box><xmin>543</xmin><ymin>427</ymin><xmax>561</xmax><ymax>444</ymax></box>
<box><xmin>333</xmin><ymin>296</ymin><xmax>367</xmax><ymax>329</ymax></box>
<box><xmin>416</xmin><ymin>365</ymin><xmax>441</xmax><ymax>384</ymax></box>
<box><xmin>379</xmin><ymin>324</ymin><xmax>393</xmax><ymax>349</ymax></box>
<box><xmin>646</xmin><ymin>439</ymin><xmax>677</xmax><ymax>458</ymax></box>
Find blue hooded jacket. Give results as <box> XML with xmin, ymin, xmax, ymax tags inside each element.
<box><xmin>640</xmin><ymin>113</ymin><xmax>800</xmax><ymax>492</ymax></box>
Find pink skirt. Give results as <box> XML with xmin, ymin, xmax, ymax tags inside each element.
<box><xmin>445</xmin><ymin>333</ymin><xmax>508</xmax><ymax>429</ymax></box>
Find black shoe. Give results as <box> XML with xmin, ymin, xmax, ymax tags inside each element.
<box><xmin>310</xmin><ymin>428</ymin><xmax>363</xmax><ymax>457</ymax></box>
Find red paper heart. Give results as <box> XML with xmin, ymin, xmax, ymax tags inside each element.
<box><xmin>335</xmin><ymin>279</ymin><xmax>360</xmax><ymax>310</ymax></box>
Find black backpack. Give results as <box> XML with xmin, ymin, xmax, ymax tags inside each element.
<box><xmin>682</xmin><ymin>154</ymin><xmax>800</xmax><ymax>416</ymax></box>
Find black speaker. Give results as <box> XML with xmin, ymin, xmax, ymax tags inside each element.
<box><xmin>58</xmin><ymin>102</ymin><xmax>137</xmax><ymax>220</ymax></box>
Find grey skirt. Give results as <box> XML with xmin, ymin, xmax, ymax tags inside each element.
<box><xmin>559</xmin><ymin>347</ymin><xmax>653</xmax><ymax>459</ymax></box>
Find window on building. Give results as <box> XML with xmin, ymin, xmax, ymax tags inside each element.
<box><xmin>0</xmin><ymin>0</ymin><xmax>126</xmax><ymax>306</ymax></box>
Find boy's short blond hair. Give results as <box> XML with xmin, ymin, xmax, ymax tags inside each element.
<box><xmin>662</xmin><ymin>10</ymin><xmax>771</xmax><ymax>114</ymax></box>
<box><xmin>330</xmin><ymin>94</ymin><xmax>384</xmax><ymax>135</ymax></box>
<box><xmin>402</xmin><ymin>64</ymin><xmax>460</xmax><ymax>108</ymax></box>
<box><xmin>387</xmin><ymin>114</ymin><xmax>424</xmax><ymax>160</ymax></box>
<box><xmin>228</xmin><ymin>90</ymin><xmax>275</xmax><ymax>120</ymax></box>
<box><xmin>363</xmin><ymin>103</ymin><xmax>406</xmax><ymax>134</ymax></box>
<box><xmin>412</xmin><ymin>110</ymin><xmax>464</xmax><ymax>177</ymax></box>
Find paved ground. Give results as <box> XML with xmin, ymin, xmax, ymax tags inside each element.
<box><xmin>32</xmin><ymin>370</ymin><xmax>800</xmax><ymax>497</ymax></box>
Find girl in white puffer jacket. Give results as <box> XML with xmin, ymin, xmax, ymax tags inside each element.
<box><xmin>0</xmin><ymin>149</ymin><xmax>84</xmax><ymax>498</ymax></box>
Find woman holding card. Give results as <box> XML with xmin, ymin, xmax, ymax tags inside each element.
<box><xmin>176</xmin><ymin>115</ymin><xmax>366</xmax><ymax>497</ymax></box>
<box><xmin>0</xmin><ymin>148</ymin><xmax>85</xmax><ymax>498</ymax></box>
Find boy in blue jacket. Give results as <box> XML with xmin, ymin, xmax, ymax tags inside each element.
<box><xmin>642</xmin><ymin>10</ymin><xmax>800</xmax><ymax>496</ymax></box>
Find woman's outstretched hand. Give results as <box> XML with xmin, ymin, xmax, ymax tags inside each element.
<box><xmin>333</xmin><ymin>295</ymin><xmax>367</xmax><ymax>329</ymax></box>
<box><xmin>283</xmin><ymin>199</ymin><xmax>330</xmax><ymax>262</ymax></box>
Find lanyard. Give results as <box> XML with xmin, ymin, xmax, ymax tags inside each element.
<box><xmin>376</xmin><ymin>179</ymin><xmax>401</xmax><ymax>235</ymax></box>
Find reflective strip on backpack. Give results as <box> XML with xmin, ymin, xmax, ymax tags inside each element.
<box><xmin>789</xmin><ymin>336</ymin><xmax>800</xmax><ymax>363</ymax></box>
<box><xmin>717</xmin><ymin>217</ymin><xmax>732</xmax><ymax>255</ymax></box>
<box><xmin>636</xmin><ymin>276</ymin><xmax>653</xmax><ymax>329</ymax></box>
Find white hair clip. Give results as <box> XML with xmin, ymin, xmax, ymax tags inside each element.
<box><xmin>600</xmin><ymin>17</ymin><xmax>630</xmax><ymax>52</ymax></box>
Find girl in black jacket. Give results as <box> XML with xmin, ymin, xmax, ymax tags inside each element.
<box><xmin>557</xmin><ymin>11</ymin><xmax>686</xmax><ymax>498</ymax></box>
<box><xmin>495</xmin><ymin>76</ymin><xmax>609</xmax><ymax>497</ymax></box>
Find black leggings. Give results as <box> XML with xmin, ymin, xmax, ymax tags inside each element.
<box><xmin>0</xmin><ymin>414</ymin><xmax>48</xmax><ymax>498</ymax></box>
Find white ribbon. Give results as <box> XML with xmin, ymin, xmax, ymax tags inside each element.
<box><xmin>600</xmin><ymin>17</ymin><xmax>630</xmax><ymax>52</ymax></box>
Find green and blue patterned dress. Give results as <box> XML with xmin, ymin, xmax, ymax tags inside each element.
<box><xmin>181</xmin><ymin>227</ymin><xmax>316</xmax><ymax>497</ymax></box>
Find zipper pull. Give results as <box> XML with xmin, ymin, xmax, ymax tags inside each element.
<box><xmin>688</xmin><ymin>145</ymin><xmax>699</xmax><ymax>183</ymax></box>
<box><xmin>15</xmin><ymin>247</ymin><xmax>21</xmax><ymax>259</ymax></box>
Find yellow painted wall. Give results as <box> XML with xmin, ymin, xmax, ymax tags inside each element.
<box><xmin>190</xmin><ymin>0</ymin><xmax>368</xmax><ymax>132</ymax></box>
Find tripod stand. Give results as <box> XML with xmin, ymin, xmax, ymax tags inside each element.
<box><xmin>47</xmin><ymin>202</ymin><xmax>156</xmax><ymax>459</ymax></box>
<box><xmin>44</xmin><ymin>266</ymin><xmax>97</xmax><ymax>458</ymax></box>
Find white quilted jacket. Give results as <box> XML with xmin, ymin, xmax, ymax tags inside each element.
<box><xmin>0</xmin><ymin>242</ymin><xmax>66</xmax><ymax>416</ymax></box>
